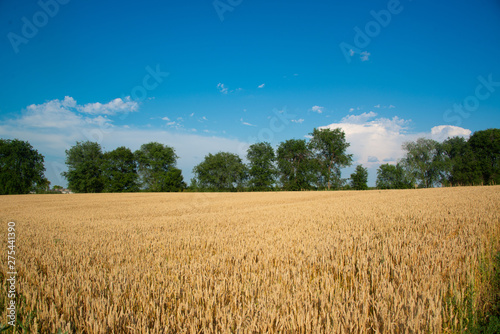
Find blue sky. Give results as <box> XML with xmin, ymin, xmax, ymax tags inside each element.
<box><xmin>1</xmin><ymin>0</ymin><xmax>499</xmax><ymax>187</ymax></box>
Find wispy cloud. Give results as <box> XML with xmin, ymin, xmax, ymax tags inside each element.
<box><xmin>258</xmin><ymin>83</ymin><xmax>265</xmax><ymax>89</ymax></box>
<box><xmin>311</xmin><ymin>106</ymin><xmax>324</xmax><ymax>114</ymax></box>
<box><xmin>240</xmin><ymin>118</ymin><xmax>256</xmax><ymax>127</ymax></box>
<box><xmin>291</xmin><ymin>119</ymin><xmax>304</xmax><ymax>124</ymax></box>
<box><xmin>217</xmin><ymin>83</ymin><xmax>228</xmax><ymax>94</ymax></box>
<box><xmin>360</xmin><ymin>51</ymin><xmax>371</xmax><ymax>61</ymax></box>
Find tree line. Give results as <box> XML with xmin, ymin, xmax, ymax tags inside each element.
<box><xmin>0</xmin><ymin>128</ymin><xmax>498</xmax><ymax>194</ymax></box>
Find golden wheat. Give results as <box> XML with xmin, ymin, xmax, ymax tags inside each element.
<box><xmin>1</xmin><ymin>186</ymin><xmax>499</xmax><ymax>333</ymax></box>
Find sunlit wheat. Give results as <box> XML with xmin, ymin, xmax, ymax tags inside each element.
<box><xmin>1</xmin><ymin>186</ymin><xmax>499</xmax><ymax>333</ymax></box>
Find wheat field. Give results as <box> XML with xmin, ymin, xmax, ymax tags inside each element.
<box><xmin>0</xmin><ymin>186</ymin><xmax>499</xmax><ymax>333</ymax></box>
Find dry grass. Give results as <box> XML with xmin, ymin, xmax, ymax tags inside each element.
<box><xmin>0</xmin><ymin>186</ymin><xmax>499</xmax><ymax>333</ymax></box>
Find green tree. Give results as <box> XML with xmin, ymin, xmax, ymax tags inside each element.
<box><xmin>247</xmin><ymin>142</ymin><xmax>276</xmax><ymax>191</ymax></box>
<box><xmin>468</xmin><ymin>129</ymin><xmax>500</xmax><ymax>185</ymax></box>
<box><xmin>62</xmin><ymin>141</ymin><xmax>104</xmax><ymax>193</ymax></box>
<box><xmin>193</xmin><ymin>152</ymin><xmax>247</xmax><ymax>191</ymax></box>
<box><xmin>135</xmin><ymin>142</ymin><xmax>185</xmax><ymax>192</ymax></box>
<box><xmin>401</xmin><ymin>138</ymin><xmax>447</xmax><ymax>188</ymax></box>
<box><xmin>376</xmin><ymin>163</ymin><xmax>413</xmax><ymax>189</ymax></box>
<box><xmin>441</xmin><ymin>136</ymin><xmax>482</xmax><ymax>186</ymax></box>
<box><xmin>276</xmin><ymin>139</ymin><xmax>315</xmax><ymax>191</ymax></box>
<box><xmin>162</xmin><ymin>167</ymin><xmax>186</xmax><ymax>192</ymax></box>
<box><xmin>308</xmin><ymin>128</ymin><xmax>352</xmax><ymax>190</ymax></box>
<box><xmin>102</xmin><ymin>146</ymin><xmax>140</xmax><ymax>192</ymax></box>
<box><xmin>350</xmin><ymin>164</ymin><xmax>368</xmax><ymax>190</ymax></box>
<box><xmin>0</xmin><ymin>139</ymin><xmax>46</xmax><ymax>194</ymax></box>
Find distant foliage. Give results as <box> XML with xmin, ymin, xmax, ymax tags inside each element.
<box><xmin>102</xmin><ymin>146</ymin><xmax>140</xmax><ymax>193</ymax></box>
<box><xmin>309</xmin><ymin>128</ymin><xmax>353</xmax><ymax>190</ymax></box>
<box><xmin>247</xmin><ymin>142</ymin><xmax>277</xmax><ymax>191</ymax></box>
<box><xmin>193</xmin><ymin>152</ymin><xmax>247</xmax><ymax>191</ymax></box>
<box><xmin>135</xmin><ymin>142</ymin><xmax>185</xmax><ymax>192</ymax></box>
<box><xmin>376</xmin><ymin>163</ymin><xmax>413</xmax><ymax>189</ymax></box>
<box><xmin>0</xmin><ymin>139</ymin><xmax>47</xmax><ymax>194</ymax></box>
<box><xmin>350</xmin><ymin>164</ymin><xmax>368</xmax><ymax>190</ymax></box>
<box><xmin>62</xmin><ymin>141</ymin><xmax>105</xmax><ymax>193</ymax></box>
<box><xmin>397</xmin><ymin>128</ymin><xmax>500</xmax><ymax>188</ymax></box>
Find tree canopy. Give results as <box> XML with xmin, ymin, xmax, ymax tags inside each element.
<box><xmin>193</xmin><ymin>152</ymin><xmax>247</xmax><ymax>191</ymax></box>
<box><xmin>0</xmin><ymin>139</ymin><xmax>47</xmax><ymax>194</ymax></box>
<box><xmin>102</xmin><ymin>146</ymin><xmax>140</xmax><ymax>192</ymax></box>
<box><xmin>276</xmin><ymin>139</ymin><xmax>315</xmax><ymax>191</ymax></box>
<box><xmin>376</xmin><ymin>163</ymin><xmax>413</xmax><ymax>189</ymax></box>
<box><xmin>247</xmin><ymin>142</ymin><xmax>276</xmax><ymax>191</ymax></box>
<box><xmin>3</xmin><ymin>127</ymin><xmax>499</xmax><ymax>195</ymax></box>
<box><xmin>350</xmin><ymin>165</ymin><xmax>368</xmax><ymax>190</ymax></box>
<box><xmin>62</xmin><ymin>141</ymin><xmax>104</xmax><ymax>193</ymax></box>
<box><xmin>135</xmin><ymin>142</ymin><xmax>185</xmax><ymax>192</ymax></box>
<box><xmin>309</xmin><ymin>128</ymin><xmax>352</xmax><ymax>190</ymax></box>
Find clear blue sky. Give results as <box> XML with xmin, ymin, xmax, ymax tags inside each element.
<box><xmin>1</xmin><ymin>0</ymin><xmax>499</xmax><ymax>187</ymax></box>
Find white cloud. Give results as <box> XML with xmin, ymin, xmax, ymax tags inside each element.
<box><xmin>360</xmin><ymin>51</ymin><xmax>370</xmax><ymax>61</ymax></box>
<box><xmin>341</xmin><ymin>111</ymin><xmax>377</xmax><ymax>124</ymax></box>
<box><xmin>374</xmin><ymin>104</ymin><xmax>381</xmax><ymax>108</ymax></box>
<box><xmin>291</xmin><ymin>119</ymin><xmax>304</xmax><ymax>124</ymax></box>
<box><xmin>162</xmin><ymin>117</ymin><xmax>170</xmax><ymax>121</ymax></box>
<box><xmin>389</xmin><ymin>105</ymin><xmax>396</xmax><ymax>109</ymax></box>
<box><xmin>349</xmin><ymin>107</ymin><xmax>355</xmax><ymax>112</ymax></box>
<box><xmin>311</xmin><ymin>106</ymin><xmax>324</xmax><ymax>114</ymax></box>
<box><xmin>189</xmin><ymin>113</ymin><xmax>194</xmax><ymax>117</ymax></box>
<box><xmin>217</xmin><ymin>83</ymin><xmax>228</xmax><ymax>94</ymax></box>
<box><xmin>0</xmin><ymin>98</ymin><xmax>251</xmax><ymax>187</ymax></box>
<box><xmin>240</xmin><ymin>118</ymin><xmax>256</xmax><ymax>127</ymax></box>
<box><xmin>430</xmin><ymin>125</ymin><xmax>471</xmax><ymax>142</ymax></box>
<box><xmin>258</xmin><ymin>83</ymin><xmax>265</xmax><ymax>89</ymax></box>
<box><xmin>318</xmin><ymin>113</ymin><xmax>470</xmax><ymax>168</ymax></box>
<box><xmin>78</xmin><ymin>96</ymin><xmax>138</xmax><ymax>115</ymax></box>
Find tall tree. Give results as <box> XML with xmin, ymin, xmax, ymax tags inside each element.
<box><xmin>193</xmin><ymin>152</ymin><xmax>247</xmax><ymax>191</ymax></box>
<box><xmin>350</xmin><ymin>164</ymin><xmax>369</xmax><ymax>190</ymax></box>
<box><xmin>62</xmin><ymin>141</ymin><xmax>104</xmax><ymax>193</ymax></box>
<box><xmin>247</xmin><ymin>142</ymin><xmax>276</xmax><ymax>191</ymax></box>
<box><xmin>441</xmin><ymin>136</ymin><xmax>482</xmax><ymax>186</ymax></box>
<box><xmin>0</xmin><ymin>139</ymin><xmax>47</xmax><ymax>194</ymax></box>
<box><xmin>308</xmin><ymin>128</ymin><xmax>352</xmax><ymax>190</ymax></box>
<box><xmin>376</xmin><ymin>163</ymin><xmax>413</xmax><ymax>189</ymax></box>
<box><xmin>468</xmin><ymin>129</ymin><xmax>500</xmax><ymax>185</ymax></box>
<box><xmin>135</xmin><ymin>142</ymin><xmax>185</xmax><ymax>192</ymax></box>
<box><xmin>102</xmin><ymin>146</ymin><xmax>140</xmax><ymax>192</ymax></box>
<box><xmin>276</xmin><ymin>139</ymin><xmax>315</xmax><ymax>190</ymax></box>
<box><xmin>401</xmin><ymin>138</ymin><xmax>447</xmax><ymax>188</ymax></box>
